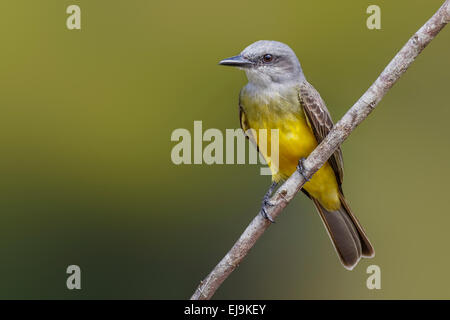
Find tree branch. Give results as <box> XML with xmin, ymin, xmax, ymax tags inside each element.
<box><xmin>191</xmin><ymin>0</ymin><xmax>450</xmax><ymax>300</ymax></box>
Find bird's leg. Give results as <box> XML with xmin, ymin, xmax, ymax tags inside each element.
<box><xmin>296</xmin><ymin>157</ymin><xmax>311</xmax><ymax>182</ymax></box>
<box><xmin>260</xmin><ymin>181</ymin><xmax>278</xmax><ymax>223</ymax></box>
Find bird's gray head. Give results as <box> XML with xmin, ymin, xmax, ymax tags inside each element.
<box><xmin>219</xmin><ymin>40</ymin><xmax>304</xmax><ymax>87</ymax></box>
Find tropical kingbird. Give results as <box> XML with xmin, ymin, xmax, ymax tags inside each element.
<box><xmin>219</xmin><ymin>40</ymin><xmax>374</xmax><ymax>269</ymax></box>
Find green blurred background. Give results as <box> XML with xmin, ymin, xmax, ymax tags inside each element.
<box><xmin>0</xmin><ymin>0</ymin><xmax>449</xmax><ymax>299</ymax></box>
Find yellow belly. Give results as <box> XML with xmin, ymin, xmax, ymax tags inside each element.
<box><xmin>241</xmin><ymin>90</ymin><xmax>341</xmax><ymax>211</ymax></box>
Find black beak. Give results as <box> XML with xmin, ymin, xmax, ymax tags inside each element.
<box><xmin>219</xmin><ymin>55</ymin><xmax>252</xmax><ymax>68</ymax></box>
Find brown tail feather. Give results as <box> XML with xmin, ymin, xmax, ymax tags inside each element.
<box><xmin>338</xmin><ymin>192</ymin><xmax>375</xmax><ymax>258</ymax></box>
<box><xmin>312</xmin><ymin>193</ymin><xmax>374</xmax><ymax>270</ymax></box>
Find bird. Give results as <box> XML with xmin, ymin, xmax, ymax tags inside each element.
<box><xmin>219</xmin><ymin>40</ymin><xmax>374</xmax><ymax>270</ymax></box>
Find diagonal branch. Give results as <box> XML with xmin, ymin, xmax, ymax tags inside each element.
<box><xmin>191</xmin><ymin>0</ymin><xmax>450</xmax><ymax>300</ymax></box>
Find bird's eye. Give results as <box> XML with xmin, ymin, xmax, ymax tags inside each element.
<box><xmin>262</xmin><ymin>54</ymin><xmax>273</xmax><ymax>63</ymax></box>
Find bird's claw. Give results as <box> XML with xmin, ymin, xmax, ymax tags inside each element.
<box><xmin>260</xmin><ymin>181</ymin><xmax>278</xmax><ymax>223</ymax></box>
<box><xmin>296</xmin><ymin>157</ymin><xmax>310</xmax><ymax>182</ymax></box>
<box><xmin>261</xmin><ymin>205</ymin><xmax>275</xmax><ymax>223</ymax></box>
<box><xmin>263</xmin><ymin>200</ymin><xmax>274</xmax><ymax>209</ymax></box>
<box><xmin>262</xmin><ymin>194</ymin><xmax>275</xmax><ymax>208</ymax></box>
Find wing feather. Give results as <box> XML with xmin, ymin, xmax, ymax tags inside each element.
<box><xmin>239</xmin><ymin>92</ymin><xmax>257</xmax><ymax>146</ymax></box>
<box><xmin>298</xmin><ymin>81</ymin><xmax>344</xmax><ymax>186</ymax></box>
